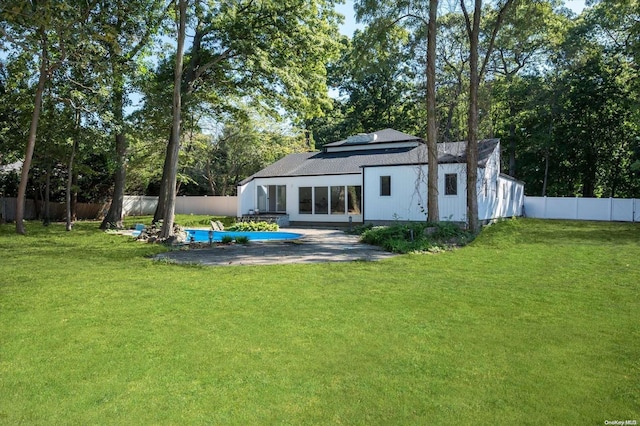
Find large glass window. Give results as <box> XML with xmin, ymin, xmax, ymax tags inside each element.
<box><xmin>347</xmin><ymin>186</ymin><xmax>361</xmax><ymax>214</ymax></box>
<box><xmin>268</xmin><ymin>185</ymin><xmax>277</xmax><ymax>211</ymax></box>
<box><xmin>315</xmin><ymin>187</ymin><xmax>328</xmax><ymax>214</ymax></box>
<box><xmin>259</xmin><ymin>185</ymin><xmax>286</xmax><ymax>212</ymax></box>
<box><xmin>380</xmin><ymin>176</ymin><xmax>391</xmax><ymax>196</ymax></box>
<box><xmin>299</xmin><ymin>187</ymin><xmax>312</xmax><ymax>214</ymax></box>
<box><xmin>445</xmin><ymin>174</ymin><xmax>457</xmax><ymax>195</ymax></box>
<box><xmin>331</xmin><ymin>186</ymin><xmax>345</xmax><ymax>214</ymax></box>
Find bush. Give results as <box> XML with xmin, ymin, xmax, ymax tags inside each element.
<box><xmin>360</xmin><ymin>222</ymin><xmax>472</xmax><ymax>254</ymax></box>
<box><xmin>220</xmin><ymin>235</ymin><xmax>234</xmax><ymax>244</ymax></box>
<box><xmin>227</xmin><ymin>221</ymin><xmax>278</xmax><ymax>232</ymax></box>
<box><xmin>234</xmin><ymin>236</ymin><xmax>250</xmax><ymax>244</ymax></box>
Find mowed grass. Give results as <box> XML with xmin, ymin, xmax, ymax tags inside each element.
<box><xmin>0</xmin><ymin>219</ymin><xmax>638</xmax><ymax>424</ymax></box>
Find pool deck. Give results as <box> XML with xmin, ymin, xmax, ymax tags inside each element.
<box><xmin>154</xmin><ymin>228</ymin><xmax>397</xmax><ymax>267</ymax></box>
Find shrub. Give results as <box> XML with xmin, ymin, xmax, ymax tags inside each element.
<box><xmin>227</xmin><ymin>221</ymin><xmax>278</xmax><ymax>232</ymax></box>
<box><xmin>220</xmin><ymin>235</ymin><xmax>234</xmax><ymax>244</ymax></box>
<box><xmin>360</xmin><ymin>222</ymin><xmax>472</xmax><ymax>254</ymax></box>
<box><xmin>234</xmin><ymin>236</ymin><xmax>250</xmax><ymax>244</ymax></box>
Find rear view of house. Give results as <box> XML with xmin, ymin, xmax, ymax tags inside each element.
<box><xmin>237</xmin><ymin>129</ymin><xmax>524</xmax><ymax>225</ymax></box>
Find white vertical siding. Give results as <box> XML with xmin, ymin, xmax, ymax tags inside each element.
<box><xmin>438</xmin><ymin>163</ymin><xmax>468</xmax><ymax>222</ymax></box>
<box><xmin>363</xmin><ymin>165</ymin><xmax>427</xmax><ymax>221</ymax></box>
<box><xmin>363</xmin><ymin>163</ymin><xmax>468</xmax><ymax>222</ymax></box>
<box><xmin>237</xmin><ymin>180</ymin><xmax>255</xmax><ymax>217</ymax></box>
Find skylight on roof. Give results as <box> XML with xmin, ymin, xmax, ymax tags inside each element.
<box><xmin>345</xmin><ymin>133</ymin><xmax>377</xmax><ymax>144</ymax></box>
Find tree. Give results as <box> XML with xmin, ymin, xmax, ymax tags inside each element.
<box><xmin>489</xmin><ymin>0</ymin><xmax>564</xmax><ymax>177</ymax></box>
<box><xmin>159</xmin><ymin>0</ymin><xmax>187</xmax><ymax>240</ymax></box>
<box><xmin>426</xmin><ymin>0</ymin><xmax>439</xmax><ymax>222</ymax></box>
<box><xmin>354</xmin><ymin>0</ymin><xmax>440</xmax><ymax>222</ymax></box>
<box><xmin>98</xmin><ymin>0</ymin><xmax>166</xmax><ymax>230</ymax></box>
<box><xmin>153</xmin><ymin>0</ymin><xmax>342</xmax><ymax>235</ymax></box>
<box><xmin>459</xmin><ymin>0</ymin><xmax>516</xmax><ymax>233</ymax></box>
<box><xmin>1</xmin><ymin>1</ymin><xmax>92</xmax><ymax>234</ymax></box>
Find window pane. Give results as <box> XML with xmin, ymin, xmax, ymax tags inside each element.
<box><xmin>315</xmin><ymin>187</ymin><xmax>328</xmax><ymax>214</ymax></box>
<box><xmin>347</xmin><ymin>186</ymin><xmax>361</xmax><ymax>214</ymax></box>
<box><xmin>276</xmin><ymin>185</ymin><xmax>286</xmax><ymax>212</ymax></box>
<box><xmin>380</xmin><ymin>176</ymin><xmax>391</xmax><ymax>196</ymax></box>
<box><xmin>257</xmin><ymin>186</ymin><xmax>267</xmax><ymax>211</ymax></box>
<box><xmin>445</xmin><ymin>174</ymin><xmax>457</xmax><ymax>195</ymax></box>
<box><xmin>330</xmin><ymin>186</ymin><xmax>345</xmax><ymax>214</ymax></box>
<box><xmin>299</xmin><ymin>187</ymin><xmax>312</xmax><ymax>214</ymax></box>
<box><xmin>268</xmin><ymin>185</ymin><xmax>277</xmax><ymax>211</ymax></box>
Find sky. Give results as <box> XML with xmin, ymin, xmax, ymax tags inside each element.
<box><xmin>335</xmin><ymin>0</ymin><xmax>588</xmax><ymax>37</ymax></box>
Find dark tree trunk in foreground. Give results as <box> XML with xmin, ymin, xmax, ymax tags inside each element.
<box><xmin>66</xmin><ymin>110</ymin><xmax>80</xmax><ymax>231</ymax></box>
<box><xmin>462</xmin><ymin>0</ymin><xmax>481</xmax><ymax>233</ymax></box>
<box><xmin>153</xmin><ymin>128</ymin><xmax>173</xmax><ymax>225</ymax></box>
<box><xmin>100</xmin><ymin>75</ymin><xmax>127</xmax><ymax>229</ymax></box>
<box><xmin>159</xmin><ymin>0</ymin><xmax>187</xmax><ymax>239</ymax></box>
<box><xmin>461</xmin><ymin>0</ymin><xmax>516</xmax><ymax>234</ymax></box>
<box><xmin>426</xmin><ymin>0</ymin><xmax>439</xmax><ymax>223</ymax></box>
<box><xmin>16</xmin><ymin>29</ymin><xmax>48</xmax><ymax>235</ymax></box>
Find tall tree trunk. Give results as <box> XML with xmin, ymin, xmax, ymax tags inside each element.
<box><xmin>159</xmin><ymin>0</ymin><xmax>187</xmax><ymax>239</ymax></box>
<box><xmin>100</xmin><ymin>75</ymin><xmax>127</xmax><ymax>229</ymax></box>
<box><xmin>71</xmin><ymin>173</ymin><xmax>78</xmax><ymax>221</ymax></box>
<box><xmin>462</xmin><ymin>0</ymin><xmax>481</xmax><ymax>233</ymax></box>
<box><xmin>66</xmin><ymin>110</ymin><xmax>80</xmax><ymax>231</ymax></box>
<box><xmin>508</xmin><ymin>102</ymin><xmax>516</xmax><ymax>177</ymax></box>
<box><xmin>153</xmin><ymin>128</ymin><xmax>173</xmax><ymax>224</ymax></box>
<box><xmin>16</xmin><ymin>29</ymin><xmax>48</xmax><ymax>235</ymax></box>
<box><xmin>461</xmin><ymin>0</ymin><xmax>515</xmax><ymax>233</ymax></box>
<box><xmin>542</xmin><ymin>148</ymin><xmax>549</xmax><ymax>196</ymax></box>
<box><xmin>43</xmin><ymin>168</ymin><xmax>51</xmax><ymax>226</ymax></box>
<box><xmin>426</xmin><ymin>0</ymin><xmax>440</xmax><ymax>223</ymax></box>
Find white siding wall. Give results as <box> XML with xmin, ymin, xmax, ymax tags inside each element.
<box><xmin>238</xmin><ymin>174</ymin><xmax>363</xmax><ymax>223</ymax></box>
<box><xmin>237</xmin><ymin>180</ymin><xmax>255</xmax><ymax>217</ymax></box>
<box><xmin>488</xmin><ymin>177</ymin><xmax>524</xmax><ymax>219</ymax></box>
<box><xmin>477</xmin><ymin>149</ymin><xmax>500</xmax><ymax>220</ymax></box>
<box><xmin>476</xmin><ymin>146</ymin><xmax>524</xmax><ymax>220</ymax></box>
<box><xmin>363</xmin><ymin>163</ymin><xmax>468</xmax><ymax>222</ymax></box>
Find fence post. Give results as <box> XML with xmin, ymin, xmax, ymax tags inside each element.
<box><xmin>544</xmin><ymin>196</ymin><xmax>547</xmax><ymax>219</ymax></box>
<box><xmin>609</xmin><ymin>197</ymin><xmax>613</xmax><ymax>221</ymax></box>
<box><xmin>575</xmin><ymin>197</ymin><xmax>579</xmax><ymax>220</ymax></box>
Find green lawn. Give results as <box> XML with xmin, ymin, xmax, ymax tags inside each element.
<box><xmin>1</xmin><ymin>219</ymin><xmax>638</xmax><ymax>424</ymax></box>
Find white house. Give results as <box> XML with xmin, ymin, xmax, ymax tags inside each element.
<box><xmin>237</xmin><ymin>129</ymin><xmax>524</xmax><ymax>225</ymax></box>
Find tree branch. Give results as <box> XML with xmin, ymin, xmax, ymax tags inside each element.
<box><xmin>480</xmin><ymin>0</ymin><xmax>517</xmax><ymax>79</ymax></box>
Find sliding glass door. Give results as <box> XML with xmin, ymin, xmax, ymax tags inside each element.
<box><xmin>257</xmin><ymin>185</ymin><xmax>286</xmax><ymax>213</ymax></box>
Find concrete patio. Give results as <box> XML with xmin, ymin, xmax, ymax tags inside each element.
<box><xmin>154</xmin><ymin>228</ymin><xmax>396</xmax><ymax>266</ymax></box>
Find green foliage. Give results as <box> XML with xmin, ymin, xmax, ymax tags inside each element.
<box><xmin>360</xmin><ymin>221</ymin><xmax>473</xmax><ymax>253</ymax></box>
<box><xmin>220</xmin><ymin>235</ymin><xmax>233</xmax><ymax>244</ymax></box>
<box><xmin>234</xmin><ymin>235</ymin><xmax>250</xmax><ymax>244</ymax></box>
<box><xmin>227</xmin><ymin>221</ymin><xmax>279</xmax><ymax>232</ymax></box>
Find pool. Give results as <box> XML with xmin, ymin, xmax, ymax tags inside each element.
<box><xmin>185</xmin><ymin>229</ymin><xmax>303</xmax><ymax>243</ymax></box>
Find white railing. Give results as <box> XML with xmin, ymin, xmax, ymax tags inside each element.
<box><xmin>524</xmin><ymin>196</ymin><xmax>638</xmax><ymax>222</ymax></box>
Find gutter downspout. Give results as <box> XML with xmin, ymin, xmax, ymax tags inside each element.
<box><xmin>361</xmin><ymin>167</ymin><xmax>366</xmax><ymax>223</ymax></box>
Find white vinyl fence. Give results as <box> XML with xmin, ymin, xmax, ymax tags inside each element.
<box><xmin>123</xmin><ymin>195</ymin><xmax>238</xmax><ymax>217</ymax></box>
<box><xmin>524</xmin><ymin>196</ymin><xmax>639</xmax><ymax>222</ymax></box>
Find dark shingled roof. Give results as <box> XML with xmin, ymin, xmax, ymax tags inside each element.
<box><xmin>240</xmin><ymin>137</ymin><xmax>499</xmax><ymax>185</ymax></box>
